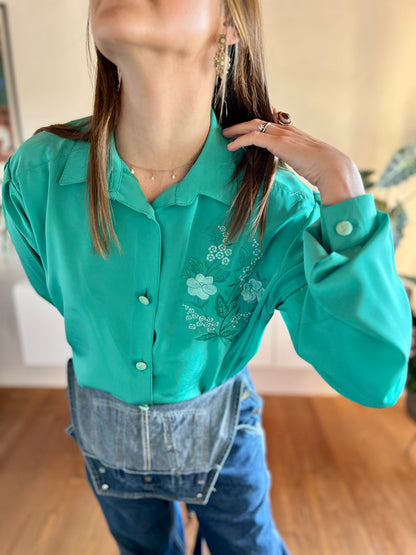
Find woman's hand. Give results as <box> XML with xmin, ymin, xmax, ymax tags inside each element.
<box><xmin>221</xmin><ymin>107</ymin><xmax>366</xmax><ymax>205</ymax></box>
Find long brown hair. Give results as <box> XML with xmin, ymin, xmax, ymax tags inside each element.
<box><xmin>34</xmin><ymin>0</ymin><xmax>289</xmax><ymax>258</ymax></box>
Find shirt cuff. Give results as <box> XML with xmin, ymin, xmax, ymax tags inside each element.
<box><xmin>310</xmin><ymin>192</ymin><xmax>379</xmax><ymax>253</ymax></box>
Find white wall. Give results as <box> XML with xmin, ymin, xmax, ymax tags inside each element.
<box><xmin>262</xmin><ymin>0</ymin><xmax>416</xmax><ymax>281</ymax></box>
<box><xmin>6</xmin><ymin>0</ymin><xmax>92</xmax><ymax>138</ymax></box>
<box><xmin>0</xmin><ymin>0</ymin><xmax>93</xmax><ymax>387</ymax></box>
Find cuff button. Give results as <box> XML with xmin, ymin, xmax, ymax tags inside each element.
<box><xmin>335</xmin><ymin>220</ymin><xmax>353</xmax><ymax>236</ymax></box>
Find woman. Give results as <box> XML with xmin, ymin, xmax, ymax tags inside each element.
<box><xmin>2</xmin><ymin>1</ymin><xmax>412</xmax><ymax>554</ymax></box>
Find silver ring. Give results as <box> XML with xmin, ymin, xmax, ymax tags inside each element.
<box><xmin>258</xmin><ymin>121</ymin><xmax>272</xmax><ymax>133</ymax></box>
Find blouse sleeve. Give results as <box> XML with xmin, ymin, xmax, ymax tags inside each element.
<box><xmin>2</xmin><ymin>158</ymin><xmax>53</xmax><ymax>305</ymax></box>
<box><xmin>265</xmin><ymin>188</ymin><xmax>412</xmax><ymax>408</ymax></box>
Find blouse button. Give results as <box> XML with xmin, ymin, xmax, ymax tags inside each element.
<box><xmin>136</xmin><ymin>361</ymin><xmax>147</xmax><ymax>371</ymax></box>
<box><xmin>101</xmin><ymin>483</ymin><xmax>110</xmax><ymax>491</ymax></box>
<box><xmin>335</xmin><ymin>220</ymin><xmax>353</xmax><ymax>236</ymax></box>
<box><xmin>138</xmin><ymin>295</ymin><xmax>150</xmax><ymax>305</ymax></box>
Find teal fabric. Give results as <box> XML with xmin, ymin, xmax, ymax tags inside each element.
<box><xmin>2</xmin><ymin>107</ymin><xmax>412</xmax><ymax>407</ymax></box>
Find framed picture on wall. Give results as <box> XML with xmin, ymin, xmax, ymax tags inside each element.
<box><xmin>0</xmin><ymin>2</ymin><xmax>23</xmax><ymax>256</ymax></box>
<box><xmin>0</xmin><ymin>2</ymin><xmax>23</xmax><ymax>163</ymax></box>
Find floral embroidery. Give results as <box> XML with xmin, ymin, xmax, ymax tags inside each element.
<box><xmin>186</xmin><ymin>274</ymin><xmax>217</xmax><ymax>300</ymax></box>
<box><xmin>241</xmin><ymin>278</ymin><xmax>265</xmax><ymax>303</ymax></box>
<box><xmin>181</xmin><ymin>224</ymin><xmax>265</xmax><ymax>343</ymax></box>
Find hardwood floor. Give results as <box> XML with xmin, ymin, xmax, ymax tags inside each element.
<box><xmin>0</xmin><ymin>387</ymin><xmax>415</xmax><ymax>555</ymax></box>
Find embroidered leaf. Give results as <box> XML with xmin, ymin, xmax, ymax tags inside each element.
<box><xmin>219</xmin><ymin>335</ymin><xmax>233</xmax><ymax>344</ymax></box>
<box><xmin>188</xmin><ymin>257</ymin><xmax>202</xmax><ymax>274</ymax></box>
<box><xmin>221</xmin><ymin>329</ymin><xmax>237</xmax><ymax>338</ymax></box>
<box><xmin>215</xmin><ymin>293</ymin><xmax>228</xmax><ymax>318</ymax></box>
<box><xmin>195</xmin><ymin>333</ymin><xmax>219</xmax><ymax>341</ymax></box>
<box><xmin>228</xmin><ymin>295</ymin><xmax>240</xmax><ymax>309</ymax></box>
<box><xmin>212</xmin><ymin>269</ymin><xmax>231</xmax><ymax>282</ymax></box>
<box><xmin>239</xmin><ymin>248</ymin><xmax>249</xmax><ymax>266</ymax></box>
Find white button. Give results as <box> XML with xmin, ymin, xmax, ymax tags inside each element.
<box><xmin>136</xmin><ymin>361</ymin><xmax>147</xmax><ymax>370</ymax></box>
<box><xmin>101</xmin><ymin>483</ymin><xmax>110</xmax><ymax>490</ymax></box>
<box><xmin>98</xmin><ymin>466</ymin><xmax>106</xmax><ymax>473</ymax></box>
<box><xmin>138</xmin><ymin>295</ymin><xmax>150</xmax><ymax>305</ymax></box>
<box><xmin>335</xmin><ymin>220</ymin><xmax>353</xmax><ymax>236</ymax></box>
<box><xmin>196</xmin><ymin>493</ymin><xmax>203</xmax><ymax>498</ymax></box>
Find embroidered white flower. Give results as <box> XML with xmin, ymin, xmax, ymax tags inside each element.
<box><xmin>241</xmin><ymin>278</ymin><xmax>265</xmax><ymax>304</ymax></box>
<box><xmin>182</xmin><ymin>303</ymin><xmax>221</xmax><ymax>332</ymax></box>
<box><xmin>182</xmin><ymin>223</ymin><xmax>264</xmax><ymax>343</ymax></box>
<box><xmin>230</xmin><ymin>311</ymin><xmax>252</xmax><ymax>328</ymax></box>
<box><xmin>237</xmin><ymin>238</ymin><xmax>262</xmax><ymax>285</ymax></box>
<box><xmin>186</xmin><ymin>274</ymin><xmax>217</xmax><ymax>300</ymax></box>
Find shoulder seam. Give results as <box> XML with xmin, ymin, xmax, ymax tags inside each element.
<box><xmin>11</xmin><ymin>136</ymin><xmax>79</xmax><ymax>178</ymax></box>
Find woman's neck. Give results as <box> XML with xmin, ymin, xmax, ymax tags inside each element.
<box><xmin>114</xmin><ymin>59</ymin><xmax>216</xmax><ymax>173</ymax></box>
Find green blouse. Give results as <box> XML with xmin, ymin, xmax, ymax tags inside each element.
<box><xmin>2</xmin><ymin>107</ymin><xmax>412</xmax><ymax>407</ymax></box>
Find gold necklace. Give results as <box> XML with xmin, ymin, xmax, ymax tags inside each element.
<box><xmin>124</xmin><ymin>157</ymin><xmax>197</xmax><ymax>184</ymax></box>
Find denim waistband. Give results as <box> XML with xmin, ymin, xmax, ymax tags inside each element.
<box><xmin>65</xmin><ymin>358</ymin><xmax>256</xmax><ymax>504</ymax></box>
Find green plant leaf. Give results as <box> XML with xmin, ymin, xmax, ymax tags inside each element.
<box><xmin>377</xmin><ymin>145</ymin><xmax>416</xmax><ymax>188</ymax></box>
<box><xmin>399</xmin><ymin>274</ymin><xmax>416</xmax><ymax>285</ymax></box>
<box><xmin>359</xmin><ymin>169</ymin><xmax>376</xmax><ymax>189</ymax></box>
<box><xmin>374</xmin><ymin>198</ymin><xmax>388</xmax><ymax>212</ymax></box>
<box><xmin>388</xmin><ymin>201</ymin><xmax>408</xmax><ymax>250</ymax></box>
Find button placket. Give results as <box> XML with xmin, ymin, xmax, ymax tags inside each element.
<box><xmin>136</xmin><ymin>293</ymin><xmax>151</xmax><ymax>375</ymax></box>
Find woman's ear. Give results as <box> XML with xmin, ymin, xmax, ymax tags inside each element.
<box><xmin>226</xmin><ymin>25</ymin><xmax>240</xmax><ymax>46</ymax></box>
<box><xmin>220</xmin><ymin>9</ymin><xmax>240</xmax><ymax>46</ymax></box>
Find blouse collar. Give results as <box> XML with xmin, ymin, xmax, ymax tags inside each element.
<box><xmin>59</xmin><ymin>107</ymin><xmax>244</xmax><ymax>217</ymax></box>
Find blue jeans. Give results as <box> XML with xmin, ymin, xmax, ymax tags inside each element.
<box><xmin>65</xmin><ymin>357</ymin><xmax>291</xmax><ymax>555</ymax></box>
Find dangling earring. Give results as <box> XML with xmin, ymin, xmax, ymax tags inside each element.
<box><xmin>214</xmin><ymin>33</ymin><xmax>231</xmax><ymax>79</ymax></box>
<box><xmin>117</xmin><ymin>66</ymin><xmax>121</xmax><ymax>92</ymax></box>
